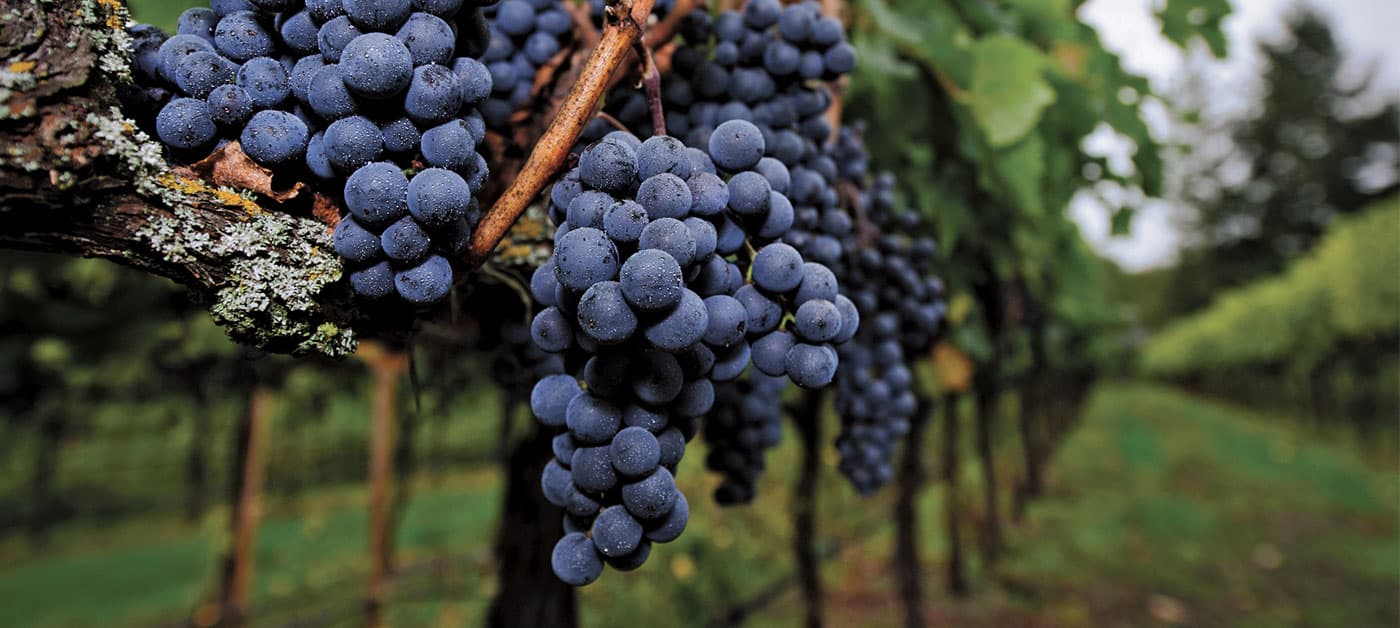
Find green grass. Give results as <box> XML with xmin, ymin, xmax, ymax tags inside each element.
<box><xmin>998</xmin><ymin>383</ymin><xmax>1398</xmax><ymax>627</ymax></box>
<box><xmin>1</xmin><ymin>382</ymin><xmax>1393</xmax><ymax>627</ymax></box>
<box><xmin>0</xmin><ymin>471</ymin><xmax>502</xmax><ymax>627</ymax></box>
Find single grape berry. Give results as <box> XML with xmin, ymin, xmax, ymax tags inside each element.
<box><xmin>344</xmin><ymin>162</ymin><xmax>410</xmax><ymax>226</ymax></box>
<box><xmin>708</xmin><ymin>120</ymin><xmax>765</xmax><ymax>172</ymax></box>
<box><xmin>343</xmin><ymin>0</ymin><xmax>413</xmax><ymax>31</ymax></box>
<box><xmin>394</xmin><ymin>254</ymin><xmax>453</xmax><ymax>304</ymax></box>
<box><xmin>404</xmin><ymin>64</ymin><xmax>464</xmax><ymax>126</ymax></box>
<box><xmin>207</xmin><ymin>85</ymin><xmax>253</xmax><ymax>127</ymax></box>
<box><xmin>157</xmin><ymin>97</ymin><xmax>218</xmax><ymax>151</ymax></box>
<box><xmin>239</xmin><ymin>109</ymin><xmax>308</xmax><ymax>165</ymax></box>
<box><xmin>396</xmin><ymin>12</ymin><xmax>456</xmax><ymax>67</ymax></box>
<box><xmin>173</xmin><ymin>51</ymin><xmax>237</xmax><ymax>99</ymax></box>
<box><xmin>323</xmin><ymin>115</ymin><xmax>385</xmax><ymax>171</ymax></box>
<box><xmin>214</xmin><ymin>12</ymin><xmax>276</xmax><ymax>63</ymax></box>
<box><xmin>339</xmin><ymin>33</ymin><xmax>415</xmax><ymax>100</ymax></box>
<box><xmin>407</xmin><ymin>168</ymin><xmax>472</xmax><ymax>227</ymax></box>
<box><xmin>236</xmin><ymin>57</ymin><xmax>291</xmax><ymax>108</ymax></box>
<box><xmin>551</xmin><ymin>532</ymin><xmax>604</xmax><ymax>587</ymax></box>
<box><xmin>333</xmin><ymin>216</ymin><xmax>382</xmax><ymax>266</ymax></box>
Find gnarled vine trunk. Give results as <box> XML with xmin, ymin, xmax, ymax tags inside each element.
<box><xmin>487</xmin><ymin>417</ymin><xmax>577</xmax><ymax>628</ymax></box>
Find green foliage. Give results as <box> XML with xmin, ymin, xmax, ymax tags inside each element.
<box><xmin>965</xmin><ymin>35</ymin><xmax>1056</xmax><ymax>148</ymax></box>
<box><xmin>126</xmin><ymin>0</ymin><xmax>196</xmax><ymax>30</ymax></box>
<box><xmin>1141</xmin><ymin>197</ymin><xmax>1400</xmax><ymax>376</ymax></box>
<box><xmin>847</xmin><ymin>0</ymin><xmax>1224</xmax><ymax>373</ymax></box>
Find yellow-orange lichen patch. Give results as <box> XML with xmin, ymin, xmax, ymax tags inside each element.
<box><xmin>157</xmin><ymin>173</ymin><xmax>266</xmax><ymax>216</ymax></box>
<box><xmin>8</xmin><ymin>61</ymin><xmax>36</xmax><ymax>74</ymax></box>
<box><xmin>95</xmin><ymin>0</ymin><xmax>126</xmax><ymax>30</ymax></box>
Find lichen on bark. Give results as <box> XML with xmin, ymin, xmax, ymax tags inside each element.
<box><xmin>0</xmin><ymin>0</ymin><xmax>357</xmax><ymax>358</ymax></box>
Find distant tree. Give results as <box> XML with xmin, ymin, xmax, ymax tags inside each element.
<box><xmin>1165</xmin><ymin>8</ymin><xmax>1399</xmax><ymax>318</ymax></box>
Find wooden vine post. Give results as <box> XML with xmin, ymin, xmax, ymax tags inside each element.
<box><xmin>358</xmin><ymin>342</ymin><xmax>409</xmax><ymax>627</ymax></box>
<box><xmin>219</xmin><ymin>370</ymin><xmax>276</xmax><ymax>626</ymax></box>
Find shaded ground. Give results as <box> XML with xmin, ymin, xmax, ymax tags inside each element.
<box><xmin>813</xmin><ymin>383</ymin><xmax>1398</xmax><ymax>628</ymax></box>
<box><xmin>0</xmin><ymin>383</ymin><xmax>1394</xmax><ymax>627</ymax></box>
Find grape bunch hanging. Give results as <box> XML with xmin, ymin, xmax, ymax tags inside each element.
<box><xmin>126</xmin><ymin>0</ymin><xmax>498</xmax><ymax>305</ymax></box>
<box><xmin>126</xmin><ymin>0</ymin><xmax>948</xmax><ymax>589</ymax></box>
<box><xmin>529</xmin><ymin>116</ymin><xmax>861</xmax><ymax>584</ymax></box>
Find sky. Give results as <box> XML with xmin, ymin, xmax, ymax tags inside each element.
<box><xmin>1071</xmin><ymin>0</ymin><xmax>1400</xmax><ymax>272</ymax></box>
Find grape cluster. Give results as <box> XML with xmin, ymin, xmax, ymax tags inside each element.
<box><xmin>658</xmin><ymin>2</ymin><xmax>851</xmax><ymax>142</ymax></box>
<box><xmin>622</xmin><ymin>1</ymin><xmax>857</xmax><ymax>273</ymax></box>
<box><xmin>478</xmin><ymin>0</ymin><xmax>573</xmax><ymax>129</ymax></box>
<box><xmin>703</xmin><ymin>372</ymin><xmax>786</xmax><ymax>505</ymax></box>
<box><xmin>529</xmin><ymin>120</ymin><xmax>855</xmax><ymax>585</ymax></box>
<box><xmin>831</xmin><ymin>162</ymin><xmax>947</xmax><ymax>493</ymax></box>
<box><xmin>127</xmin><ymin>0</ymin><xmax>499</xmax><ymax>305</ymax></box>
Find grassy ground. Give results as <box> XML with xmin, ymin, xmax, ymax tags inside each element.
<box><xmin>986</xmin><ymin>383</ymin><xmax>1398</xmax><ymax>628</ymax></box>
<box><xmin>0</xmin><ymin>470</ymin><xmax>504</xmax><ymax>627</ymax></box>
<box><xmin>0</xmin><ymin>382</ymin><xmax>1393</xmax><ymax>627</ymax></box>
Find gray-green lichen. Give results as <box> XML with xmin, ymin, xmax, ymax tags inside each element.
<box><xmin>92</xmin><ymin>107</ymin><xmax>356</xmax><ymax>358</ymax></box>
<box><xmin>88</xmin><ymin>109</ymin><xmax>181</xmax><ymax>199</ymax></box>
<box><xmin>205</xmin><ymin>211</ymin><xmax>356</xmax><ymax>358</ymax></box>
<box><xmin>79</xmin><ymin>0</ymin><xmax>135</xmax><ymax>82</ymax></box>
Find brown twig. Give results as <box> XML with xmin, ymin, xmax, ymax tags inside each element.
<box><xmin>565</xmin><ymin>0</ymin><xmax>602</xmax><ymax>50</ymax></box>
<box><xmin>467</xmin><ymin>0</ymin><xmax>657</xmax><ymax>267</ymax></box>
<box><xmin>825</xmin><ymin>76</ymin><xmax>848</xmax><ymax>144</ymax></box>
<box><xmin>639</xmin><ymin>45</ymin><xmax>667</xmax><ymax>136</ymax></box>
<box><xmin>604</xmin><ymin>0</ymin><xmax>706</xmax><ymax>94</ymax></box>
<box><xmin>643</xmin><ymin>0</ymin><xmax>708</xmax><ymax>49</ymax></box>
<box><xmin>596</xmin><ymin>111</ymin><xmax>631</xmax><ymax>132</ymax></box>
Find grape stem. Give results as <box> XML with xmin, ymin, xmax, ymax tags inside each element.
<box><xmin>467</xmin><ymin>0</ymin><xmax>658</xmax><ymax>267</ymax></box>
<box><xmin>596</xmin><ymin>112</ymin><xmax>632</xmax><ymax>133</ymax></box>
<box><xmin>643</xmin><ymin>0</ymin><xmax>710</xmax><ymax>49</ymax></box>
<box><xmin>639</xmin><ymin>44</ymin><xmax>667</xmax><ymax>137</ymax></box>
<box><xmin>838</xmin><ymin>179</ymin><xmax>878</xmax><ymax>249</ymax></box>
<box><xmin>565</xmin><ymin>0</ymin><xmax>602</xmax><ymax>50</ymax></box>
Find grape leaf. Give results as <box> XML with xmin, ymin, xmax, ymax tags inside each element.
<box><xmin>983</xmin><ymin>131</ymin><xmax>1047</xmax><ymax>215</ymax></box>
<box><xmin>963</xmin><ymin>35</ymin><xmax>1057</xmax><ymax>148</ymax></box>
